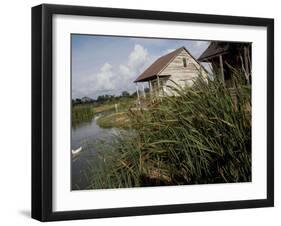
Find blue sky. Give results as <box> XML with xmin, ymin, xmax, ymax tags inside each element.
<box><xmin>72</xmin><ymin>35</ymin><xmax>210</xmax><ymax>99</ymax></box>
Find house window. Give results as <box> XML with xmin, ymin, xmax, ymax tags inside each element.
<box><xmin>183</xmin><ymin>58</ymin><xmax>187</xmax><ymax>67</ymax></box>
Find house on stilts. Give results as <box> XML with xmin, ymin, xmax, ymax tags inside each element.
<box><xmin>198</xmin><ymin>41</ymin><xmax>252</xmax><ymax>87</ymax></box>
<box><xmin>134</xmin><ymin>46</ymin><xmax>209</xmax><ymax>102</ymax></box>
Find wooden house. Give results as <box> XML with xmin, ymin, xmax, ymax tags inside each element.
<box><xmin>134</xmin><ymin>46</ymin><xmax>208</xmax><ymax>100</ymax></box>
<box><xmin>198</xmin><ymin>42</ymin><xmax>251</xmax><ymax>87</ymax></box>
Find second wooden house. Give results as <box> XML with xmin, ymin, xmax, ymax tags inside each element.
<box><xmin>198</xmin><ymin>41</ymin><xmax>251</xmax><ymax>87</ymax></box>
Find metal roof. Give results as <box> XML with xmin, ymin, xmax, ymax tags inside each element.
<box><xmin>198</xmin><ymin>42</ymin><xmax>230</xmax><ymax>62</ymax></box>
<box><xmin>134</xmin><ymin>47</ymin><xmax>184</xmax><ymax>82</ymax></box>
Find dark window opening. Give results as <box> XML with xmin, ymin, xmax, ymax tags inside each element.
<box><xmin>183</xmin><ymin>58</ymin><xmax>187</xmax><ymax>67</ymax></box>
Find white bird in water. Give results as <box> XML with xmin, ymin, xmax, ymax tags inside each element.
<box><xmin>72</xmin><ymin>146</ymin><xmax>82</xmax><ymax>155</ymax></box>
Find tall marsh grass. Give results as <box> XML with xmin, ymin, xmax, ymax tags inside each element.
<box><xmin>72</xmin><ymin>104</ymin><xmax>95</xmax><ymax>126</ymax></box>
<box><xmin>87</xmin><ymin>73</ymin><xmax>251</xmax><ymax>189</ymax></box>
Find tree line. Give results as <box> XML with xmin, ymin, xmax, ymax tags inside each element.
<box><xmin>72</xmin><ymin>90</ymin><xmax>146</xmax><ymax>106</ymax></box>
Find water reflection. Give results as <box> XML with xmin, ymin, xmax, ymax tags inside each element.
<box><xmin>71</xmin><ymin>115</ymin><xmax>117</xmax><ymax>190</ymax></box>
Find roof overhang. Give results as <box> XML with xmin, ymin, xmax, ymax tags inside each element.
<box><xmin>134</xmin><ymin>74</ymin><xmax>171</xmax><ymax>83</ymax></box>
<box><xmin>198</xmin><ymin>51</ymin><xmax>228</xmax><ymax>62</ymax></box>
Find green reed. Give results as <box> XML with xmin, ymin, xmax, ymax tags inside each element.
<box><xmin>72</xmin><ymin>104</ymin><xmax>95</xmax><ymax>126</ymax></box>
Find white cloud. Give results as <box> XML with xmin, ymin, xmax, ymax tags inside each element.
<box><xmin>128</xmin><ymin>44</ymin><xmax>149</xmax><ymax>69</ymax></box>
<box><xmin>76</xmin><ymin>63</ymin><xmax>115</xmax><ymax>98</ymax></box>
<box><xmin>119</xmin><ymin>64</ymin><xmax>130</xmax><ymax>76</ymax></box>
<box><xmin>118</xmin><ymin>44</ymin><xmax>151</xmax><ymax>86</ymax></box>
<box><xmin>95</xmin><ymin>63</ymin><xmax>115</xmax><ymax>91</ymax></box>
<box><xmin>79</xmin><ymin>44</ymin><xmax>152</xmax><ymax>98</ymax></box>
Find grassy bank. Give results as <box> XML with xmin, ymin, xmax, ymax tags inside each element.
<box><xmin>72</xmin><ymin>97</ymin><xmax>136</xmax><ymax>127</ymax></box>
<box><xmin>87</xmin><ymin>73</ymin><xmax>252</xmax><ymax>189</ymax></box>
<box><xmin>96</xmin><ymin>112</ymin><xmax>131</xmax><ymax>128</ymax></box>
<box><xmin>95</xmin><ymin>97</ymin><xmax>135</xmax><ymax>128</ymax></box>
<box><xmin>94</xmin><ymin>97</ymin><xmax>135</xmax><ymax>113</ymax></box>
<box><xmin>93</xmin><ymin>103</ymin><xmax>115</xmax><ymax>114</ymax></box>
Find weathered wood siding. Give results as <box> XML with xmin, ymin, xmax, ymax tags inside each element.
<box><xmin>159</xmin><ymin>49</ymin><xmax>208</xmax><ymax>95</ymax></box>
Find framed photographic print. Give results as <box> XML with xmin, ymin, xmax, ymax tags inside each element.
<box><xmin>31</xmin><ymin>4</ymin><xmax>274</xmax><ymax>221</ymax></box>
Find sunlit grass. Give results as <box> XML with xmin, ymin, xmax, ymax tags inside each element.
<box><xmin>96</xmin><ymin>112</ymin><xmax>131</xmax><ymax>128</ymax></box>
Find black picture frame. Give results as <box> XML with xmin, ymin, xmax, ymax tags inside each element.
<box><xmin>32</xmin><ymin>4</ymin><xmax>274</xmax><ymax>222</ymax></box>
